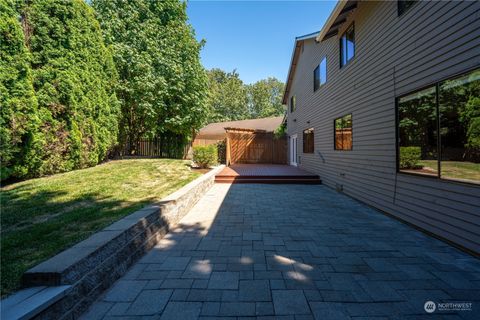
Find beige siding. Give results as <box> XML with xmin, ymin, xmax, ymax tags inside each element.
<box><xmin>287</xmin><ymin>0</ymin><xmax>480</xmax><ymax>253</ymax></box>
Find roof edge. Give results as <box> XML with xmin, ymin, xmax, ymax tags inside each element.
<box><xmin>295</xmin><ymin>31</ymin><xmax>320</xmax><ymax>41</ymax></box>
<box><xmin>316</xmin><ymin>0</ymin><xmax>348</xmax><ymax>42</ymax></box>
<box><xmin>281</xmin><ymin>31</ymin><xmax>319</xmax><ymax>105</ymax></box>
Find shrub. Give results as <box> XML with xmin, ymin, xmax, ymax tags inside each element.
<box><xmin>193</xmin><ymin>145</ymin><xmax>218</xmax><ymax>168</ymax></box>
<box><xmin>274</xmin><ymin>122</ymin><xmax>287</xmax><ymax>138</ymax></box>
<box><xmin>399</xmin><ymin>146</ymin><xmax>421</xmax><ymax>169</ymax></box>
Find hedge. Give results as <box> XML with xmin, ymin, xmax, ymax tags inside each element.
<box><xmin>0</xmin><ymin>0</ymin><xmax>119</xmax><ymax>180</ymax></box>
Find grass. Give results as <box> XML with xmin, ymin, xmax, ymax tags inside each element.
<box><xmin>0</xmin><ymin>159</ymin><xmax>201</xmax><ymax>297</ymax></box>
<box><xmin>419</xmin><ymin>160</ymin><xmax>480</xmax><ymax>182</ymax></box>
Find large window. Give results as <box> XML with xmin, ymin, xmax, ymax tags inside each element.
<box><xmin>398</xmin><ymin>69</ymin><xmax>480</xmax><ymax>184</ymax></box>
<box><xmin>314</xmin><ymin>57</ymin><xmax>327</xmax><ymax>91</ymax></box>
<box><xmin>290</xmin><ymin>95</ymin><xmax>296</xmax><ymax>113</ymax></box>
<box><xmin>398</xmin><ymin>0</ymin><xmax>417</xmax><ymax>16</ymax></box>
<box><xmin>334</xmin><ymin>114</ymin><xmax>352</xmax><ymax>150</ymax></box>
<box><xmin>303</xmin><ymin>128</ymin><xmax>314</xmax><ymax>153</ymax></box>
<box><xmin>340</xmin><ymin>24</ymin><xmax>355</xmax><ymax>67</ymax></box>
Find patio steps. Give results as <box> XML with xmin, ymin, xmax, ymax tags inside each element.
<box><xmin>215</xmin><ymin>175</ymin><xmax>322</xmax><ymax>184</ymax></box>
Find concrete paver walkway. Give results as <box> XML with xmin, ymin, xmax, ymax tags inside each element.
<box><xmin>82</xmin><ymin>184</ymin><xmax>480</xmax><ymax>319</ymax></box>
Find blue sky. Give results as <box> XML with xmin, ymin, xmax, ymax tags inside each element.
<box><xmin>187</xmin><ymin>0</ymin><xmax>336</xmax><ymax>84</ymax></box>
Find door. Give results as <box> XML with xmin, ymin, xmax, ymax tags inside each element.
<box><xmin>290</xmin><ymin>134</ymin><xmax>298</xmax><ymax>166</ymax></box>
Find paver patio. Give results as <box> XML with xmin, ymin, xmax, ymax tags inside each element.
<box><xmin>81</xmin><ymin>184</ymin><xmax>480</xmax><ymax>319</ymax></box>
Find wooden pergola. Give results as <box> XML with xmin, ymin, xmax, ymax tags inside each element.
<box><xmin>225</xmin><ymin>127</ymin><xmax>287</xmax><ymax>166</ymax></box>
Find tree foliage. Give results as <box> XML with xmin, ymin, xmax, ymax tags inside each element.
<box><xmin>1</xmin><ymin>0</ymin><xmax>119</xmax><ymax>180</ymax></box>
<box><xmin>247</xmin><ymin>77</ymin><xmax>285</xmax><ymax>119</ymax></box>
<box><xmin>206</xmin><ymin>68</ymin><xmax>249</xmax><ymax>122</ymax></box>
<box><xmin>0</xmin><ymin>0</ymin><xmax>39</xmax><ymax>180</ymax></box>
<box><xmin>93</xmin><ymin>0</ymin><xmax>209</xmax><ymax>148</ymax></box>
<box><xmin>206</xmin><ymin>69</ymin><xmax>285</xmax><ymax>123</ymax></box>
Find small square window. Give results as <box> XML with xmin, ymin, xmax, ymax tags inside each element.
<box><xmin>303</xmin><ymin>128</ymin><xmax>314</xmax><ymax>153</ymax></box>
<box><xmin>334</xmin><ymin>114</ymin><xmax>352</xmax><ymax>150</ymax></box>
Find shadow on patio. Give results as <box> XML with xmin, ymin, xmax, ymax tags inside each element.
<box><xmin>81</xmin><ymin>183</ymin><xmax>480</xmax><ymax>319</ymax></box>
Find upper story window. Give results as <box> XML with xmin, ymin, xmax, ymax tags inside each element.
<box><xmin>397</xmin><ymin>68</ymin><xmax>480</xmax><ymax>185</ymax></box>
<box><xmin>398</xmin><ymin>0</ymin><xmax>417</xmax><ymax>16</ymax></box>
<box><xmin>314</xmin><ymin>57</ymin><xmax>327</xmax><ymax>91</ymax></box>
<box><xmin>290</xmin><ymin>95</ymin><xmax>296</xmax><ymax>113</ymax></box>
<box><xmin>303</xmin><ymin>128</ymin><xmax>314</xmax><ymax>153</ymax></box>
<box><xmin>334</xmin><ymin>114</ymin><xmax>353</xmax><ymax>150</ymax></box>
<box><xmin>340</xmin><ymin>24</ymin><xmax>355</xmax><ymax>67</ymax></box>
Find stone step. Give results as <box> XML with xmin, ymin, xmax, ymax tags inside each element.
<box><xmin>1</xmin><ymin>285</ymin><xmax>71</xmax><ymax>320</ymax></box>
<box><xmin>216</xmin><ymin>175</ymin><xmax>320</xmax><ymax>179</ymax></box>
<box><xmin>215</xmin><ymin>177</ymin><xmax>322</xmax><ymax>184</ymax></box>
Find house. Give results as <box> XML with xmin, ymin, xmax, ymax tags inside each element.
<box><xmin>193</xmin><ymin>116</ymin><xmax>284</xmax><ymax>146</ymax></box>
<box><xmin>283</xmin><ymin>0</ymin><xmax>480</xmax><ymax>254</ymax></box>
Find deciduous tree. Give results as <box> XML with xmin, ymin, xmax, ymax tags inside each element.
<box><xmin>93</xmin><ymin>0</ymin><xmax>209</xmax><ymax>148</ymax></box>
<box><xmin>206</xmin><ymin>68</ymin><xmax>248</xmax><ymax>122</ymax></box>
<box><xmin>247</xmin><ymin>77</ymin><xmax>285</xmax><ymax>118</ymax></box>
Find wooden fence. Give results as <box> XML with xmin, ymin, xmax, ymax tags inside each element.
<box><xmin>119</xmin><ymin>135</ymin><xmax>190</xmax><ymax>159</ymax></box>
<box><xmin>226</xmin><ymin>128</ymin><xmax>287</xmax><ymax>165</ymax></box>
<box><xmin>335</xmin><ymin>128</ymin><xmax>352</xmax><ymax>150</ymax></box>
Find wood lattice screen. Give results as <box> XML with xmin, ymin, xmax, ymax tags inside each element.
<box><xmin>225</xmin><ymin>129</ymin><xmax>287</xmax><ymax>165</ymax></box>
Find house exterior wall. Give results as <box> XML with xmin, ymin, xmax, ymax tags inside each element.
<box><xmin>287</xmin><ymin>0</ymin><xmax>480</xmax><ymax>253</ymax></box>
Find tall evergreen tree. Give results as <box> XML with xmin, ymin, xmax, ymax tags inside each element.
<box><xmin>93</xmin><ymin>0</ymin><xmax>209</xmax><ymax>148</ymax></box>
<box><xmin>0</xmin><ymin>0</ymin><xmax>40</xmax><ymax>180</ymax></box>
<box><xmin>26</xmin><ymin>0</ymin><xmax>119</xmax><ymax>175</ymax></box>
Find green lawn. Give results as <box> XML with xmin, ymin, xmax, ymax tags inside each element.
<box><xmin>419</xmin><ymin>160</ymin><xmax>480</xmax><ymax>182</ymax></box>
<box><xmin>0</xmin><ymin>159</ymin><xmax>201</xmax><ymax>297</ymax></box>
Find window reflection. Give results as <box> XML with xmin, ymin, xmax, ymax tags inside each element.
<box><xmin>303</xmin><ymin>128</ymin><xmax>314</xmax><ymax>153</ymax></box>
<box><xmin>439</xmin><ymin>70</ymin><xmax>480</xmax><ymax>183</ymax></box>
<box><xmin>398</xmin><ymin>86</ymin><xmax>438</xmax><ymax>176</ymax></box>
<box><xmin>340</xmin><ymin>24</ymin><xmax>355</xmax><ymax>67</ymax></box>
<box><xmin>398</xmin><ymin>69</ymin><xmax>480</xmax><ymax>184</ymax></box>
<box><xmin>335</xmin><ymin>114</ymin><xmax>352</xmax><ymax>150</ymax></box>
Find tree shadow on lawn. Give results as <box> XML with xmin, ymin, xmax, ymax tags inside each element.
<box><xmin>0</xmin><ymin>187</ymin><xmax>154</xmax><ymax>297</ymax></box>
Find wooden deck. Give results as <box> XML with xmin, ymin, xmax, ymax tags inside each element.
<box><xmin>215</xmin><ymin>164</ymin><xmax>321</xmax><ymax>184</ymax></box>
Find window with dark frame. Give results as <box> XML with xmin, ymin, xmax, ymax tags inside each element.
<box><xmin>303</xmin><ymin>128</ymin><xmax>314</xmax><ymax>153</ymax></box>
<box><xmin>290</xmin><ymin>95</ymin><xmax>296</xmax><ymax>113</ymax></box>
<box><xmin>340</xmin><ymin>24</ymin><xmax>355</xmax><ymax>67</ymax></box>
<box><xmin>398</xmin><ymin>0</ymin><xmax>417</xmax><ymax>16</ymax></box>
<box><xmin>397</xmin><ymin>68</ymin><xmax>480</xmax><ymax>185</ymax></box>
<box><xmin>314</xmin><ymin>57</ymin><xmax>327</xmax><ymax>91</ymax></box>
<box><xmin>334</xmin><ymin>114</ymin><xmax>352</xmax><ymax>150</ymax></box>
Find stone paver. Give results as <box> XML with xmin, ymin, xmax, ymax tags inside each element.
<box><xmin>81</xmin><ymin>184</ymin><xmax>480</xmax><ymax>319</ymax></box>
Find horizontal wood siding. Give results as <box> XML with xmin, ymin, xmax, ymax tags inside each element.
<box><xmin>287</xmin><ymin>0</ymin><xmax>480</xmax><ymax>253</ymax></box>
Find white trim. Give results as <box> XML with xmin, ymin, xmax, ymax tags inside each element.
<box><xmin>290</xmin><ymin>134</ymin><xmax>298</xmax><ymax>167</ymax></box>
